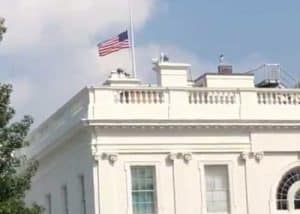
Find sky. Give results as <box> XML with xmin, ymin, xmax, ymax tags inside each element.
<box><xmin>0</xmin><ymin>0</ymin><xmax>300</xmax><ymax>126</ymax></box>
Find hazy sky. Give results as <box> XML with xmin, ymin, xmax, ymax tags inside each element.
<box><xmin>0</xmin><ymin>0</ymin><xmax>300</xmax><ymax>126</ymax></box>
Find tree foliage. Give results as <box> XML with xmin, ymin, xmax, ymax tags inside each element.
<box><xmin>0</xmin><ymin>84</ymin><xmax>42</xmax><ymax>214</ymax></box>
<box><xmin>0</xmin><ymin>17</ymin><xmax>6</xmax><ymax>42</ymax></box>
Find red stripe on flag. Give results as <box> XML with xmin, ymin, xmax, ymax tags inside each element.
<box><xmin>98</xmin><ymin>33</ymin><xmax>130</xmax><ymax>56</ymax></box>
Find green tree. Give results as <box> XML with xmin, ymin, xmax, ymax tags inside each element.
<box><xmin>0</xmin><ymin>17</ymin><xmax>6</xmax><ymax>42</ymax></box>
<box><xmin>0</xmin><ymin>84</ymin><xmax>42</xmax><ymax>213</ymax></box>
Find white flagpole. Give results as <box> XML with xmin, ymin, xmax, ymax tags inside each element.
<box><xmin>128</xmin><ymin>0</ymin><xmax>137</xmax><ymax>78</ymax></box>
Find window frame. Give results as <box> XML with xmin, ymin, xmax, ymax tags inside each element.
<box><xmin>61</xmin><ymin>184</ymin><xmax>69</xmax><ymax>214</ymax></box>
<box><xmin>276</xmin><ymin>167</ymin><xmax>300</xmax><ymax>211</ymax></box>
<box><xmin>294</xmin><ymin>189</ymin><xmax>300</xmax><ymax>209</ymax></box>
<box><xmin>78</xmin><ymin>174</ymin><xmax>87</xmax><ymax>214</ymax></box>
<box><xmin>45</xmin><ymin>193</ymin><xmax>52</xmax><ymax>214</ymax></box>
<box><xmin>287</xmin><ymin>181</ymin><xmax>300</xmax><ymax>211</ymax></box>
<box><xmin>198</xmin><ymin>160</ymin><xmax>235</xmax><ymax>214</ymax></box>
<box><xmin>125</xmin><ymin>162</ymin><xmax>162</xmax><ymax>214</ymax></box>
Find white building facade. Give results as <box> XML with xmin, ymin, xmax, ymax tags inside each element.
<box><xmin>25</xmin><ymin>57</ymin><xmax>300</xmax><ymax>214</ymax></box>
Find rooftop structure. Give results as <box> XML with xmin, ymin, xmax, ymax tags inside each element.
<box><xmin>25</xmin><ymin>55</ymin><xmax>300</xmax><ymax>214</ymax></box>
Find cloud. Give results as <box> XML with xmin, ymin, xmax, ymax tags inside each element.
<box><xmin>0</xmin><ymin>0</ymin><xmax>158</xmax><ymax>125</ymax></box>
<box><xmin>10</xmin><ymin>77</ymin><xmax>33</xmax><ymax>108</ymax></box>
<box><xmin>233</xmin><ymin>53</ymin><xmax>269</xmax><ymax>73</ymax></box>
<box><xmin>0</xmin><ymin>0</ymin><xmax>156</xmax><ymax>52</ymax></box>
<box><xmin>5</xmin><ymin>40</ymin><xmax>211</xmax><ymax>126</ymax></box>
<box><xmin>134</xmin><ymin>45</ymin><xmax>268</xmax><ymax>83</ymax></box>
<box><xmin>134</xmin><ymin>44</ymin><xmax>216</xmax><ymax>82</ymax></box>
<box><xmin>5</xmin><ymin>41</ymin><xmax>268</xmax><ymax>127</ymax></box>
<box><xmin>0</xmin><ymin>0</ymin><xmax>270</xmax><ymax>128</ymax></box>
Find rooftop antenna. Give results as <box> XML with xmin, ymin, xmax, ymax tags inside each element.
<box><xmin>218</xmin><ymin>54</ymin><xmax>233</xmax><ymax>74</ymax></box>
<box><xmin>219</xmin><ymin>54</ymin><xmax>225</xmax><ymax>65</ymax></box>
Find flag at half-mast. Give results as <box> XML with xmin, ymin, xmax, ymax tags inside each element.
<box><xmin>98</xmin><ymin>30</ymin><xmax>130</xmax><ymax>56</ymax></box>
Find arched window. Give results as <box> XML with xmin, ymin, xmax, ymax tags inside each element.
<box><xmin>277</xmin><ymin>167</ymin><xmax>300</xmax><ymax>210</ymax></box>
<box><xmin>295</xmin><ymin>190</ymin><xmax>300</xmax><ymax>209</ymax></box>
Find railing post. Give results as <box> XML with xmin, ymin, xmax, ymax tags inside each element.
<box><xmin>238</xmin><ymin>89</ymin><xmax>258</xmax><ymax>120</ymax></box>
<box><xmin>237</xmin><ymin>89</ymin><xmax>242</xmax><ymax>120</ymax></box>
<box><xmin>167</xmin><ymin>88</ymin><xmax>171</xmax><ymax>119</ymax></box>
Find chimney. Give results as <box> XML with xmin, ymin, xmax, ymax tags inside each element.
<box><xmin>152</xmin><ymin>53</ymin><xmax>191</xmax><ymax>87</ymax></box>
<box><xmin>217</xmin><ymin>54</ymin><xmax>233</xmax><ymax>74</ymax></box>
<box><xmin>218</xmin><ymin>65</ymin><xmax>233</xmax><ymax>75</ymax></box>
<box><xmin>194</xmin><ymin>54</ymin><xmax>255</xmax><ymax>88</ymax></box>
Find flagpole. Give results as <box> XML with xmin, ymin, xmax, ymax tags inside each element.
<box><xmin>128</xmin><ymin>0</ymin><xmax>137</xmax><ymax>78</ymax></box>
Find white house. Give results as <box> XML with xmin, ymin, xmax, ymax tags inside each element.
<box><xmin>25</xmin><ymin>55</ymin><xmax>300</xmax><ymax>214</ymax></box>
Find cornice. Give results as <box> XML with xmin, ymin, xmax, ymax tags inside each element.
<box><xmin>82</xmin><ymin>118</ymin><xmax>300</xmax><ymax>130</ymax></box>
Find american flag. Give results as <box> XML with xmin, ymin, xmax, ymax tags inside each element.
<box><xmin>98</xmin><ymin>31</ymin><xmax>130</xmax><ymax>56</ymax></box>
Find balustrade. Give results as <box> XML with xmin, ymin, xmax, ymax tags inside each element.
<box><xmin>113</xmin><ymin>88</ymin><xmax>300</xmax><ymax>107</ymax></box>
<box><xmin>188</xmin><ymin>90</ymin><xmax>238</xmax><ymax>104</ymax></box>
<box><xmin>257</xmin><ymin>91</ymin><xmax>300</xmax><ymax>105</ymax></box>
<box><xmin>115</xmin><ymin>89</ymin><xmax>165</xmax><ymax>104</ymax></box>
<box><xmin>28</xmin><ymin>87</ymin><xmax>300</xmax><ymax>158</ymax></box>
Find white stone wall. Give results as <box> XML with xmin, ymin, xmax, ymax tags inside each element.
<box><xmin>25</xmin><ymin>125</ymin><xmax>300</xmax><ymax>214</ymax></box>
<box><xmin>96</xmin><ymin>152</ymin><xmax>248</xmax><ymax>214</ymax></box>
<box><xmin>92</xmin><ymin>127</ymin><xmax>300</xmax><ymax>214</ymax></box>
<box><xmin>26</xmin><ymin>130</ymin><xmax>95</xmax><ymax>214</ymax></box>
<box><xmin>244</xmin><ymin>152</ymin><xmax>299</xmax><ymax>214</ymax></box>
<box><xmin>24</xmin><ymin>68</ymin><xmax>300</xmax><ymax>214</ymax></box>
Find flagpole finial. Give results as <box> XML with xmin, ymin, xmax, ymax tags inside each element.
<box><xmin>219</xmin><ymin>54</ymin><xmax>225</xmax><ymax>65</ymax></box>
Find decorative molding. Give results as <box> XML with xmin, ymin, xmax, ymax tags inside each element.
<box><xmin>176</xmin><ymin>152</ymin><xmax>183</xmax><ymax>159</ymax></box>
<box><xmin>239</xmin><ymin>151</ymin><xmax>264</xmax><ymax>163</ymax></box>
<box><xmin>254</xmin><ymin>152</ymin><xmax>264</xmax><ymax>162</ymax></box>
<box><xmin>239</xmin><ymin>152</ymin><xmax>248</xmax><ymax>162</ymax></box>
<box><xmin>167</xmin><ymin>152</ymin><xmax>193</xmax><ymax>163</ymax></box>
<box><xmin>93</xmin><ymin>155</ymin><xmax>101</xmax><ymax>162</ymax></box>
<box><xmin>183</xmin><ymin>153</ymin><xmax>193</xmax><ymax>162</ymax></box>
<box><xmin>91</xmin><ymin>144</ymin><xmax>98</xmax><ymax>156</ymax></box>
<box><xmin>167</xmin><ymin>152</ymin><xmax>177</xmax><ymax>162</ymax></box>
<box><xmin>101</xmin><ymin>152</ymin><xmax>118</xmax><ymax>165</ymax></box>
<box><xmin>82</xmin><ymin>118</ymin><xmax>300</xmax><ymax>130</ymax></box>
<box><xmin>108</xmin><ymin>153</ymin><xmax>118</xmax><ymax>164</ymax></box>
